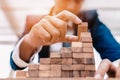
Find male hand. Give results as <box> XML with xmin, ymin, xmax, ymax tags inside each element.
<box><xmin>95</xmin><ymin>59</ymin><xmax>120</xmax><ymax>79</ymax></box>
<box><xmin>25</xmin><ymin>10</ymin><xmax>82</xmax><ymax>48</ymax></box>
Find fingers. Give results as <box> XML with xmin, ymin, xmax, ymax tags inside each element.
<box><xmin>29</xmin><ymin>24</ymin><xmax>51</xmax><ymax>47</ymax></box>
<box><xmin>95</xmin><ymin>59</ymin><xmax>116</xmax><ymax>79</ymax></box>
<box><xmin>48</xmin><ymin>16</ymin><xmax>67</xmax><ymax>41</ymax></box>
<box><xmin>116</xmin><ymin>62</ymin><xmax>120</xmax><ymax>77</ymax></box>
<box><xmin>64</xmin><ymin>35</ymin><xmax>78</xmax><ymax>43</ymax></box>
<box><xmin>107</xmin><ymin>64</ymin><xmax>116</xmax><ymax>77</ymax></box>
<box><xmin>40</xmin><ymin>18</ymin><xmax>60</xmax><ymax>43</ymax></box>
<box><xmin>29</xmin><ymin>10</ymin><xmax>83</xmax><ymax>46</ymax></box>
<box><xmin>56</xmin><ymin>10</ymin><xmax>82</xmax><ymax>24</ymax></box>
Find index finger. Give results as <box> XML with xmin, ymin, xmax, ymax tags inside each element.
<box><xmin>55</xmin><ymin>10</ymin><xmax>82</xmax><ymax>24</ymax></box>
<box><xmin>116</xmin><ymin>61</ymin><xmax>120</xmax><ymax>77</ymax></box>
<box><xmin>95</xmin><ymin>59</ymin><xmax>116</xmax><ymax>79</ymax></box>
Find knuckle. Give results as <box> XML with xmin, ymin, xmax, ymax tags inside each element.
<box><xmin>58</xmin><ymin>21</ymin><xmax>67</xmax><ymax>27</ymax></box>
<box><xmin>62</xmin><ymin>21</ymin><xmax>67</xmax><ymax>26</ymax></box>
<box><xmin>102</xmin><ymin>59</ymin><xmax>111</xmax><ymax>64</ymax></box>
<box><xmin>62</xmin><ymin>10</ymin><xmax>68</xmax><ymax>14</ymax></box>
<box><xmin>44</xmin><ymin>34</ymin><xmax>51</xmax><ymax>40</ymax></box>
<box><xmin>53</xmin><ymin>31</ymin><xmax>60</xmax><ymax>37</ymax></box>
<box><xmin>50</xmin><ymin>16</ymin><xmax>57</xmax><ymax>22</ymax></box>
<box><xmin>60</xmin><ymin>10</ymin><xmax>68</xmax><ymax>17</ymax></box>
<box><xmin>32</xmin><ymin>24</ymin><xmax>39</xmax><ymax>31</ymax></box>
<box><xmin>40</xmin><ymin>19</ymin><xmax>47</xmax><ymax>24</ymax></box>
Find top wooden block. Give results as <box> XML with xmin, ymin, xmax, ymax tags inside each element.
<box><xmin>78</xmin><ymin>22</ymin><xmax>88</xmax><ymax>41</ymax></box>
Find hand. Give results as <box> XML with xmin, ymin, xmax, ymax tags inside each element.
<box><xmin>95</xmin><ymin>59</ymin><xmax>120</xmax><ymax>79</ymax></box>
<box><xmin>25</xmin><ymin>10</ymin><xmax>82</xmax><ymax>48</ymax></box>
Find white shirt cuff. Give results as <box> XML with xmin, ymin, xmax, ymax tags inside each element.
<box><xmin>12</xmin><ymin>37</ymin><xmax>42</xmax><ymax>68</ymax></box>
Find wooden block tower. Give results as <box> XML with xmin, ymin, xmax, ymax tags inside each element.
<box><xmin>16</xmin><ymin>22</ymin><xmax>95</xmax><ymax>78</ymax></box>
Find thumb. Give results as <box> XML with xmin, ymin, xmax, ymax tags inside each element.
<box><xmin>116</xmin><ymin>62</ymin><xmax>120</xmax><ymax>77</ymax></box>
<box><xmin>64</xmin><ymin>35</ymin><xmax>78</xmax><ymax>43</ymax></box>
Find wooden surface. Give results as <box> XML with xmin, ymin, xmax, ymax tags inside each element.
<box><xmin>0</xmin><ymin>78</ymin><xmax>120</xmax><ymax>80</ymax></box>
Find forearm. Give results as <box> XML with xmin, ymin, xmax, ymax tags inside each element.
<box><xmin>19</xmin><ymin>35</ymin><xmax>38</xmax><ymax>62</ymax></box>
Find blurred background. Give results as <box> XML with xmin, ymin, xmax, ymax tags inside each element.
<box><xmin>0</xmin><ymin>0</ymin><xmax>120</xmax><ymax>78</ymax></box>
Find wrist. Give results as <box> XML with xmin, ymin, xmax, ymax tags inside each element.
<box><xmin>24</xmin><ymin>34</ymin><xmax>41</xmax><ymax>49</ymax></box>
<box><xmin>19</xmin><ymin>35</ymin><xmax>38</xmax><ymax>62</ymax></box>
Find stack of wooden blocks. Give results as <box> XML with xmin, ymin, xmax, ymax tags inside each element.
<box><xmin>16</xmin><ymin>22</ymin><xmax>95</xmax><ymax>78</ymax></box>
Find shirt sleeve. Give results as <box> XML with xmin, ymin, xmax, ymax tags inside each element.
<box><xmin>90</xmin><ymin>12</ymin><xmax>120</xmax><ymax>62</ymax></box>
<box><xmin>10</xmin><ymin>37</ymin><xmax>42</xmax><ymax>70</ymax></box>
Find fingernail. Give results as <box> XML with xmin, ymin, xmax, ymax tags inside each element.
<box><xmin>95</xmin><ymin>74</ymin><xmax>102</xmax><ymax>79</ymax></box>
<box><xmin>75</xmin><ymin>17</ymin><xmax>82</xmax><ymax>24</ymax></box>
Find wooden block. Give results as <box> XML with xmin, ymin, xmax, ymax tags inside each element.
<box><xmin>40</xmin><ymin>58</ymin><xmax>50</xmax><ymax>64</ymax></box>
<box><xmin>81</xmin><ymin>32</ymin><xmax>91</xmax><ymax>37</ymax></box>
<box><xmin>61</xmin><ymin>71</ymin><xmax>73</xmax><ymax>77</ymax></box>
<box><xmin>61</xmin><ymin>71</ymin><xmax>69</xmax><ymax>77</ymax></box>
<box><xmin>69</xmin><ymin>71</ymin><xmax>73</xmax><ymax>77</ymax></box>
<box><xmin>39</xmin><ymin>65</ymin><xmax>50</xmax><ymax>70</ymax></box>
<box><xmin>72</xmin><ymin>64</ymin><xmax>85</xmax><ymax>70</ymax></box>
<box><xmin>73</xmin><ymin>53</ymin><xmax>94</xmax><ymax>59</ymax></box>
<box><xmin>71</xmin><ymin>42</ymin><xmax>83</xmax><ymax>53</ymax></box>
<box><xmin>71</xmin><ymin>42</ymin><xmax>82</xmax><ymax>47</ymax></box>
<box><xmin>50</xmin><ymin>52</ymin><xmax>61</xmax><ymax>58</ymax></box>
<box><xmin>50</xmin><ymin>65</ymin><xmax>61</xmax><ymax>77</ymax></box>
<box><xmin>50</xmin><ymin>70</ymin><xmax>61</xmax><ymax>77</ymax></box>
<box><xmin>60</xmin><ymin>47</ymin><xmax>72</xmax><ymax>58</ymax></box>
<box><xmin>81</xmin><ymin>37</ymin><xmax>92</xmax><ymax>43</ymax></box>
<box><xmin>83</xmin><ymin>43</ymin><xmax>93</xmax><ymax>48</ymax></box>
<box><xmin>73</xmin><ymin>71</ymin><xmax>80</xmax><ymax>77</ymax></box>
<box><xmin>62</xmin><ymin>65</ymin><xmax>85</xmax><ymax>71</ymax></box>
<box><xmin>28</xmin><ymin>64</ymin><xmax>39</xmax><ymax>71</ymax></box>
<box><xmin>28</xmin><ymin>70</ymin><xmax>39</xmax><ymax>77</ymax></box>
<box><xmin>85</xmin><ymin>71</ymin><xmax>95</xmax><ymax>77</ymax></box>
<box><xmin>80</xmin><ymin>71</ymin><xmax>95</xmax><ymax>77</ymax></box>
<box><xmin>73</xmin><ymin>58</ymin><xmax>85</xmax><ymax>64</ymax></box>
<box><xmin>80</xmin><ymin>71</ymin><xmax>86</xmax><ymax>77</ymax></box>
<box><xmin>39</xmin><ymin>71</ymin><xmax>50</xmax><ymax>77</ymax></box>
<box><xmin>80</xmin><ymin>32</ymin><xmax>92</xmax><ymax>42</ymax></box>
<box><xmin>50</xmin><ymin>65</ymin><xmax>61</xmax><ymax>70</ymax></box>
<box><xmin>83</xmin><ymin>47</ymin><xmax>93</xmax><ymax>53</ymax></box>
<box><xmin>62</xmin><ymin>65</ymin><xmax>73</xmax><ymax>71</ymax></box>
<box><xmin>85</xmin><ymin>65</ymin><xmax>95</xmax><ymax>71</ymax></box>
<box><xmin>73</xmin><ymin>58</ymin><xmax>95</xmax><ymax>65</ymax></box>
<box><xmin>51</xmin><ymin>58</ymin><xmax>61</xmax><ymax>64</ymax></box>
<box><xmin>78</xmin><ymin>22</ymin><xmax>88</xmax><ymax>41</ymax></box>
<box><xmin>62</xmin><ymin>58</ymin><xmax>72</xmax><ymax>65</ymax></box>
<box><xmin>85</xmin><ymin>58</ymin><xmax>95</xmax><ymax>65</ymax></box>
<box><xmin>71</xmin><ymin>47</ymin><xmax>83</xmax><ymax>53</ymax></box>
<box><xmin>16</xmin><ymin>70</ymin><xmax>27</xmax><ymax>78</ymax></box>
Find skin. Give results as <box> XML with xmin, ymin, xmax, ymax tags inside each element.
<box><xmin>95</xmin><ymin>59</ymin><xmax>120</xmax><ymax>79</ymax></box>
